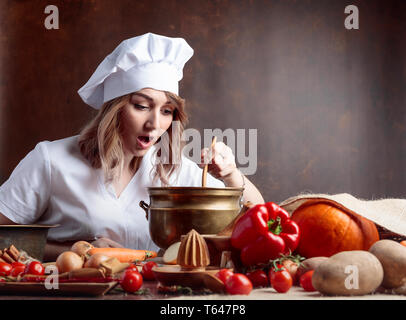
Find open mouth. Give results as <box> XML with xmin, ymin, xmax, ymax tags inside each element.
<box><xmin>136</xmin><ymin>135</ymin><xmax>154</xmax><ymax>149</ymax></box>
<box><xmin>138</xmin><ymin>136</ymin><xmax>153</xmax><ymax>143</ymax></box>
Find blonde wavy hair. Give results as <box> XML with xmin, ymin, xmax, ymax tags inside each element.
<box><xmin>78</xmin><ymin>91</ymin><xmax>188</xmax><ymax>186</ymax></box>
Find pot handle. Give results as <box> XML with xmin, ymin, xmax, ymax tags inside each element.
<box><xmin>239</xmin><ymin>195</ymin><xmax>244</xmax><ymax>209</ymax></box>
<box><xmin>139</xmin><ymin>200</ymin><xmax>150</xmax><ymax>220</ymax></box>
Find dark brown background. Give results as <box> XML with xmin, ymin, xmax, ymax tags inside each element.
<box><xmin>0</xmin><ymin>0</ymin><xmax>405</xmax><ymax>203</ymax></box>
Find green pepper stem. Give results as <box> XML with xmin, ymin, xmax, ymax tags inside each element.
<box><xmin>268</xmin><ymin>216</ymin><xmax>282</xmax><ymax>235</ymax></box>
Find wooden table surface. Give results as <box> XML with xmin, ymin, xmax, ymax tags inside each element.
<box><xmin>2</xmin><ymin>281</ymin><xmax>406</xmax><ymax>300</ymax></box>
<box><xmin>0</xmin><ymin>280</ymin><xmax>208</xmax><ymax>300</ymax></box>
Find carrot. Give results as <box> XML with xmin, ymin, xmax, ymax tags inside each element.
<box><xmin>87</xmin><ymin>248</ymin><xmax>158</xmax><ymax>263</ymax></box>
<box><xmin>400</xmin><ymin>241</ymin><xmax>406</xmax><ymax>247</ymax></box>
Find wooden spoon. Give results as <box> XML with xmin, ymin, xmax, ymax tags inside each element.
<box><xmin>202</xmin><ymin>136</ymin><xmax>217</xmax><ymax>187</ymax></box>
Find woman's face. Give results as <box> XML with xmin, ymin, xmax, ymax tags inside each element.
<box><xmin>120</xmin><ymin>88</ymin><xmax>176</xmax><ymax>158</ymax></box>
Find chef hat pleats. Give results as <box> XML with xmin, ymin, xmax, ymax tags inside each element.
<box><xmin>77</xmin><ymin>33</ymin><xmax>194</xmax><ymax>109</ymax></box>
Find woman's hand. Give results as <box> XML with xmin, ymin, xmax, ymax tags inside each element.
<box><xmin>91</xmin><ymin>237</ymin><xmax>124</xmax><ymax>248</ymax></box>
<box><xmin>199</xmin><ymin>141</ymin><xmax>240</xmax><ymax>183</ymax></box>
<box><xmin>199</xmin><ymin>140</ymin><xmax>264</xmax><ymax>205</ymax></box>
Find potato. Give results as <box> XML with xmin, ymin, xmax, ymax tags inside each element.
<box><xmin>297</xmin><ymin>257</ymin><xmax>328</xmax><ymax>279</ymax></box>
<box><xmin>312</xmin><ymin>250</ymin><xmax>383</xmax><ymax>296</ymax></box>
<box><xmin>369</xmin><ymin>239</ymin><xmax>406</xmax><ymax>288</ymax></box>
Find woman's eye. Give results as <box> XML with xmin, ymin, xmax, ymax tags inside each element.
<box><xmin>162</xmin><ymin>107</ymin><xmax>174</xmax><ymax>115</ymax></box>
<box><xmin>163</xmin><ymin>109</ymin><xmax>173</xmax><ymax>115</ymax></box>
<box><xmin>134</xmin><ymin>104</ymin><xmax>148</xmax><ymax>110</ymax></box>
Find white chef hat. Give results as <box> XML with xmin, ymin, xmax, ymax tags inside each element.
<box><xmin>77</xmin><ymin>32</ymin><xmax>194</xmax><ymax>109</ymax></box>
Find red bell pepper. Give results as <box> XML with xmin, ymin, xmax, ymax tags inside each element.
<box><xmin>230</xmin><ymin>202</ymin><xmax>300</xmax><ymax>266</ymax></box>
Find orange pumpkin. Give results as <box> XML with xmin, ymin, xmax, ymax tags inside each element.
<box><xmin>291</xmin><ymin>201</ymin><xmax>379</xmax><ymax>258</ymax></box>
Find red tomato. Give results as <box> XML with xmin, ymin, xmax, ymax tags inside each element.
<box><xmin>269</xmin><ymin>266</ymin><xmax>293</xmax><ymax>293</ymax></box>
<box><xmin>225</xmin><ymin>273</ymin><xmax>253</xmax><ymax>295</ymax></box>
<box><xmin>246</xmin><ymin>269</ymin><xmax>269</xmax><ymax>288</ymax></box>
<box><xmin>24</xmin><ymin>261</ymin><xmax>45</xmax><ymax>276</ymax></box>
<box><xmin>215</xmin><ymin>268</ymin><xmax>234</xmax><ymax>284</ymax></box>
<box><xmin>11</xmin><ymin>262</ymin><xmax>25</xmax><ymax>268</ymax></box>
<box><xmin>141</xmin><ymin>261</ymin><xmax>158</xmax><ymax>281</ymax></box>
<box><xmin>0</xmin><ymin>262</ymin><xmax>12</xmax><ymax>276</ymax></box>
<box><xmin>120</xmin><ymin>270</ymin><xmax>143</xmax><ymax>293</ymax></box>
<box><xmin>11</xmin><ymin>265</ymin><xmax>26</xmax><ymax>277</ymax></box>
<box><xmin>300</xmin><ymin>270</ymin><xmax>316</xmax><ymax>292</ymax></box>
<box><xmin>126</xmin><ymin>264</ymin><xmax>140</xmax><ymax>273</ymax></box>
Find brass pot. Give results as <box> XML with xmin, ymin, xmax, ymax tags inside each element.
<box><xmin>139</xmin><ymin>187</ymin><xmax>244</xmax><ymax>250</ymax></box>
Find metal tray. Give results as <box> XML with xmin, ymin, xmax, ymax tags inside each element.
<box><xmin>0</xmin><ymin>224</ymin><xmax>59</xmax><ymax>261</ymax></box>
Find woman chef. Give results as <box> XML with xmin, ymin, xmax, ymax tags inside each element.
<box><xmin>0</xmin><ymin>33</ymin><xmax>264</xmax><ymax>261</ymax></box>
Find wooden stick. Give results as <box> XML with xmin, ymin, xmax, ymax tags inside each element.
<box><xmin>1</xmin><ymin>250</ymin><xmax>15</xmax><ymax>263</ymax></box>
<box><xmin>202</xmin><ymin>136</ymin><xmax>217</xmax><ymax>187</ymax></box>
<box><xmin>7</xmin><ymin>245</ymin><xmax>20</xmax><ymax>261</ymax></box>
<box><xmin>67</xmin><ymin>268</ymin><xmax>106</xmax><ymax>280</ymax></box>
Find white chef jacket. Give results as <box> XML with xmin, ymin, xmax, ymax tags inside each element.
<box><xmin>0</xmin><ymin>135</ymin><xmax>225</xmax><ymax>252</ymax></box>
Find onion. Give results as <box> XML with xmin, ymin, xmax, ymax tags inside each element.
<box><xmin>163</xmin><ymin>241</ymin><xmax>181</xmax><ymax>265</ymax></box>
<box><xmin>281</xmin><ymin>259</ymin><xmax>299</xmax><ymax>283</ymax></box>
<box><xmin>56</xmin><ymin>251</ymin><xmax>84</xmax><ymax>273</ymax></box>
<box><xmin>84</xmin><ymin>253</ymin><xmax>111</xmax><ymax>269</ymax></box>
<box><xmin>71</xmin><ymin>241</ymin><xmax>94</xmax><ymax>257</ymax></box>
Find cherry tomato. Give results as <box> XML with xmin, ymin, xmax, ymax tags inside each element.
<box><xmin>225</xmin><ymin>273</ymin><xmax>253</xmax><ymax>295</ymax></box>
<box><xmin>126</xmin><ymin>263</ymin><xmax>140</xmax><ymax>273</ymax></box>
<box><xmin>300</xmin><ymin>270</ymin><xmax>316</xmax><ymax>292</ymax></box>
<box><xmin>215</xmin><ymin>268</ymin><xmax>234</xmax><ymax>284</ymax></box>
<box><xmin>120</xmin><ymin>270</ymin><xmax>143</xmax><ymax>293</ymax></box>
<box><xmin>246</xmin><ymin>269</ymin><xmax>269</xmax><ymax>288</ymax></box>
<box><xmin>141</xmin><ymin>261</ymin><xmax>158</xmax><ymax>281</ymax></box>
<box><xmin>10</xmin><ymin>265</ymin><xmax>26</xmax><ymax>277</ymax></box>
<box><xmin>269</xmin><ymin>266</ymin><xmax>293</xmax><ymax>293</ymax></box>
<box><xmin>0</xmin><ymin>262</ymin><xmax>12</xmax><ymax>276</ymax></box>
<box><xmin>24</xmin><ymin>261</ymin><xmax>45</xmax><ymax>276</ymax></box>
<box><xmin>11</xmin><ymin>262</ymin><xmax>25</xmax><ymax>268</ymax></box>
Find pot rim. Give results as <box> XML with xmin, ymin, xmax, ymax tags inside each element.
<box><xmin>147</xmin><ymin>186</ymin><xmax>244</xmax><ymax>191</ymax></box>
<box><xmin>0</xmin><ymin>224</ymin><xmax>59</xmax><ymax>228</ymax></box>
<box><xmin>146</xmin><ymin>187</ymin><xmax>244</xmax><ymax>196</ymax></box>
<box><xmin>148</xmin><ymin>187</ymin><xmax>244</xmax><ymax>190</ymax></box>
